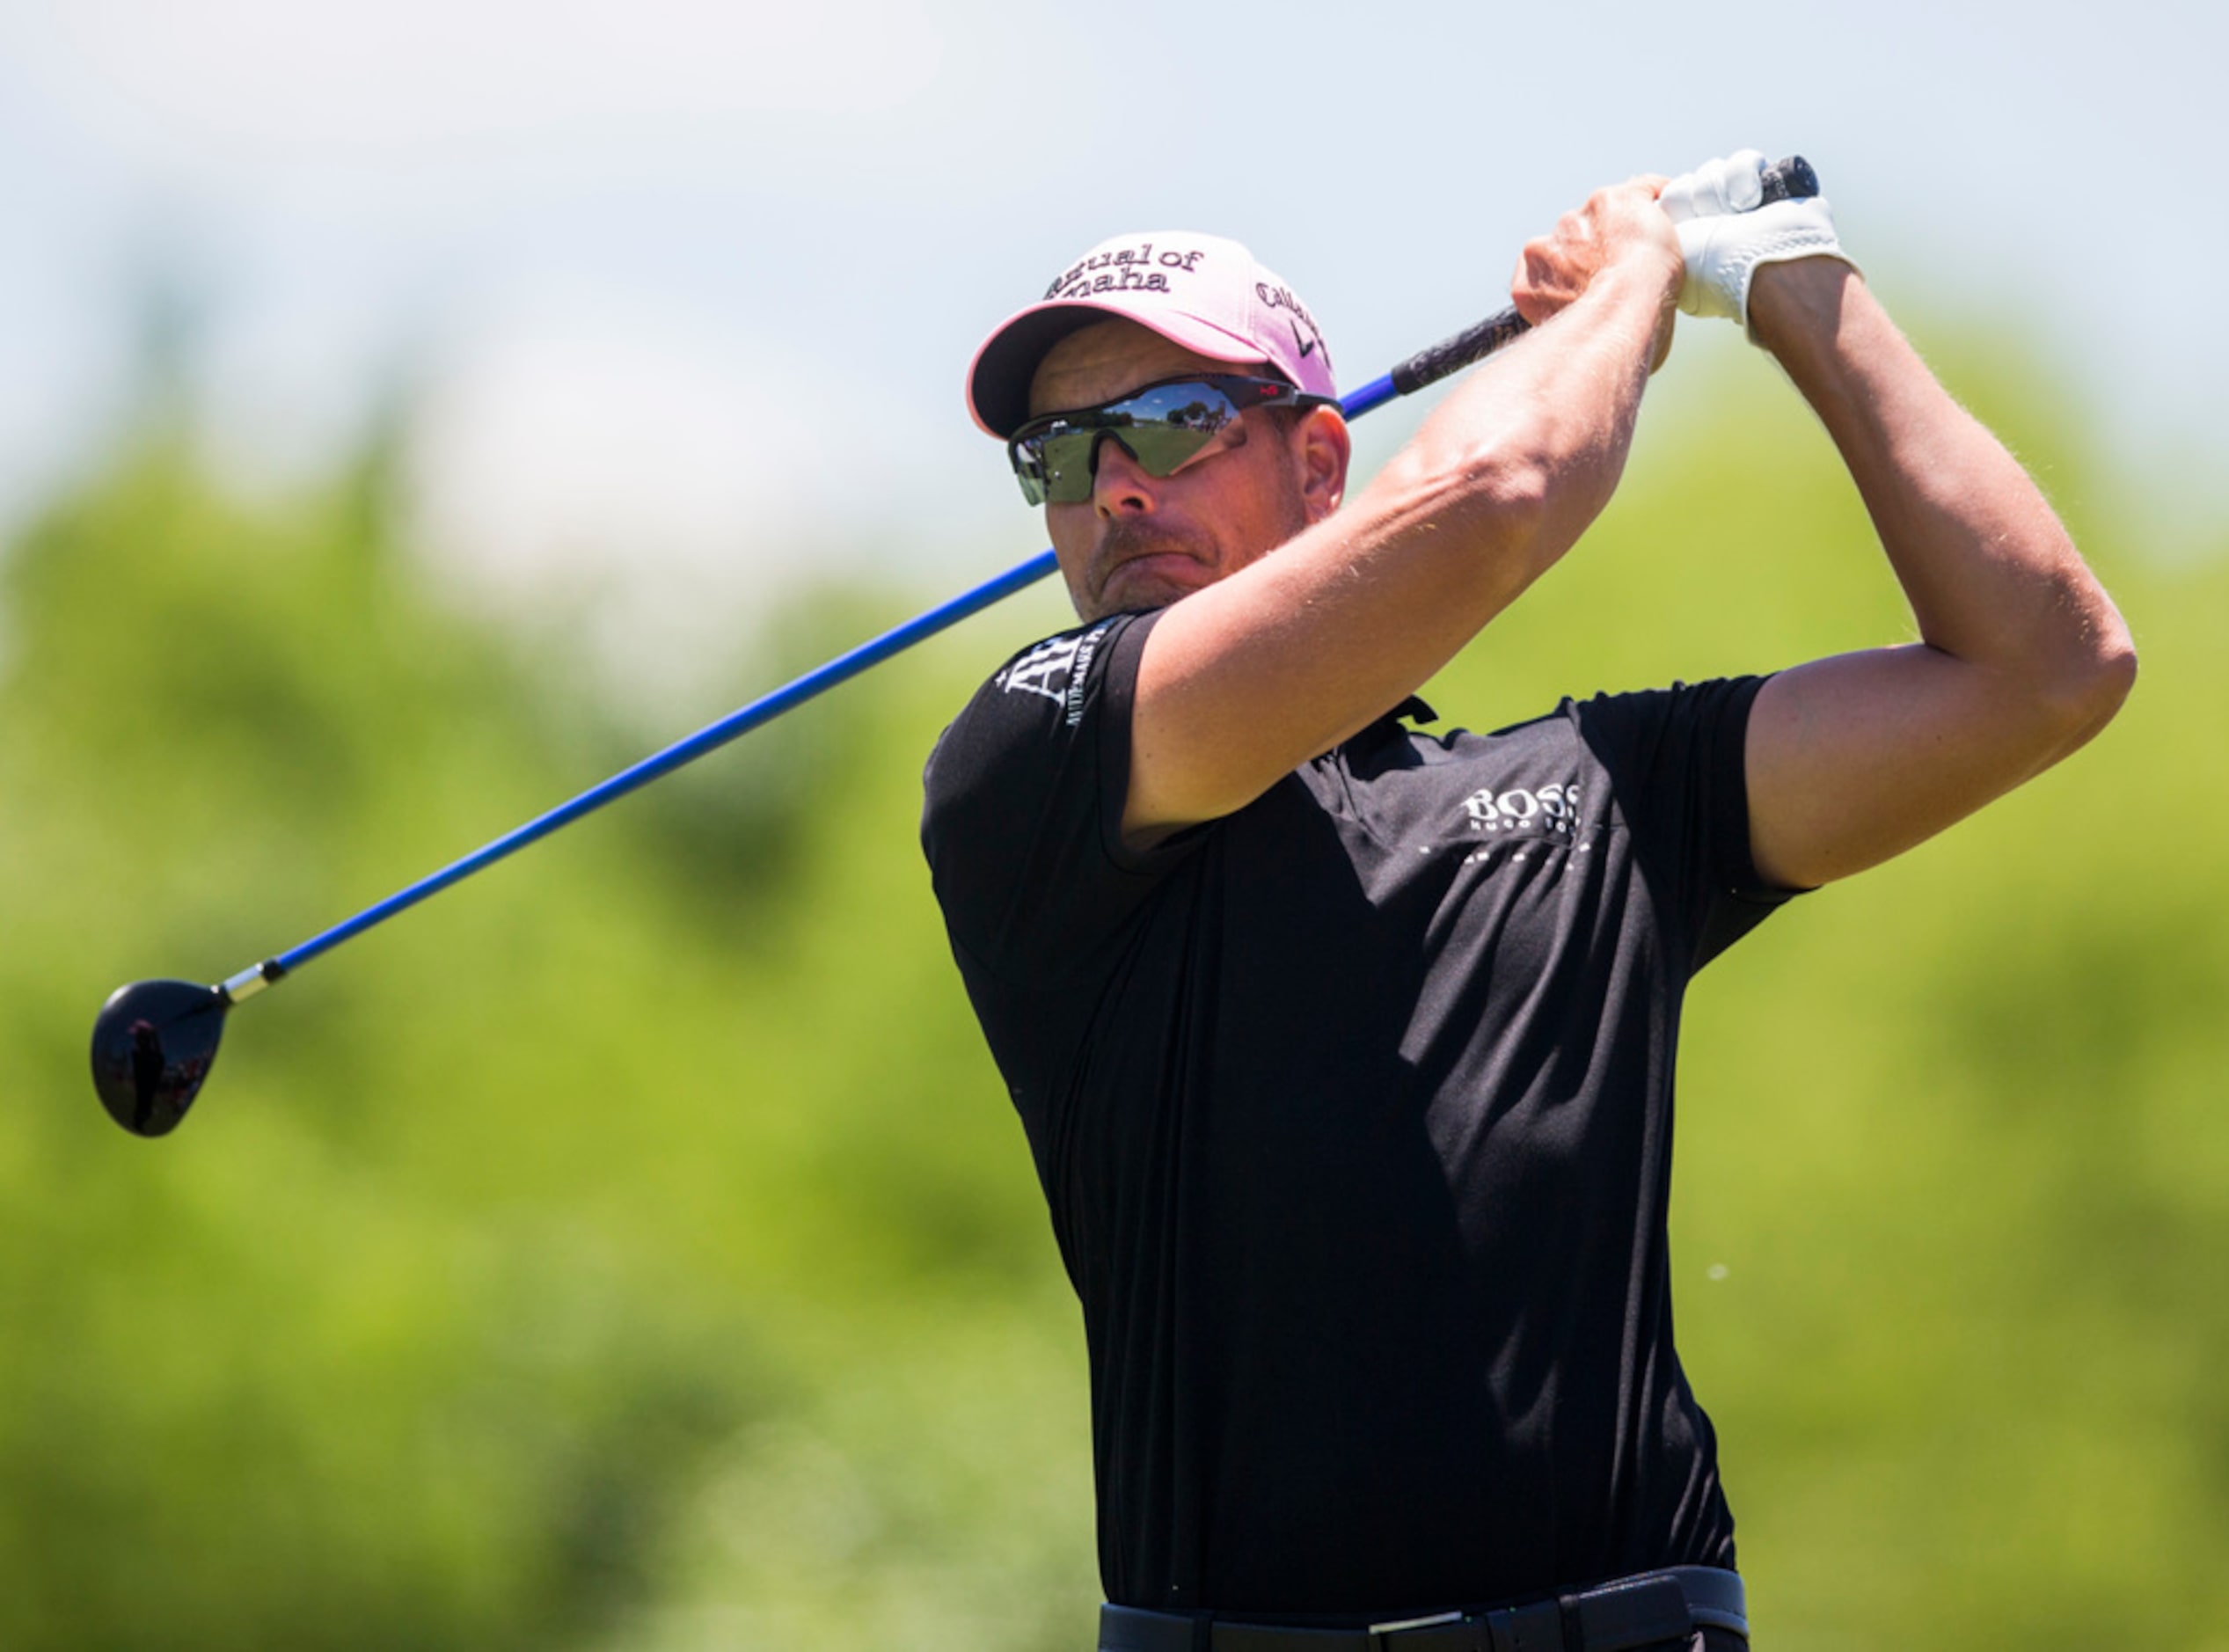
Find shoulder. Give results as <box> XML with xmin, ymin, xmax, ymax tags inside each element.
<box><xmin>930</xmin><ymin>615</ymin><xmax>1142</xmax><ymax>771</ymax></box>
<box><xmin>921</xmin><ymin>610</ymin><xmax>1163</xmax><ymax>879</ymax></box>
<box><xmin>988</xmin><ymin>617</ymin><xmax>1131</xmax><ymax>727</ymax></box>
<box><xmin>919</xmin><ymin>610</ymin><xmax>1185</xmax><ymax>975</ymax></box>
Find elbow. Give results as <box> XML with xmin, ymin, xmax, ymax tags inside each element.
<box><xmin>2095</xmin><ymin>619</ymin><xmax>2138</xmax><ymax>704</ymax></box>
<box><xmin>2036</xmin><ymin>617</ymin><xmax>2138</xmax><ymax>755</ymax></box>
<box><xmin>2080</xmin><ymin>631</ymin><xmax>2138</xmax><ymax>735</ymax></box>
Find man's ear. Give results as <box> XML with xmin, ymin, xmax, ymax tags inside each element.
<box><xmin>1297</xmin><ymin>404</ymin><xmax>1351</xmax><ymax>523</ymax></box>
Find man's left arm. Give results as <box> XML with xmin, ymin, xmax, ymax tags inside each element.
<box><xmin>1739</xmin><ymin>259</ymin><xmax>2137</xmax><ymax>889</ymax></box>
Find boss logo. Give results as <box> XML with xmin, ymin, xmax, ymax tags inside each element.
<box><xmin>1460</xmin><ymin>782</ymin><xmax>1580</xmax><ymax>835</ymax></box>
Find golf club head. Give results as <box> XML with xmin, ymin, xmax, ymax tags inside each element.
<box><xmin>90</xmin><ymin>979</ymin><xmax>229</xmax><ymax>1137</ymax></box>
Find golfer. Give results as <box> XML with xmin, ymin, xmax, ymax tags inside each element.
<box><xmin>921</xmin><ymin>153</ymin><xmax>2133</xmax><ymax>1650</ymax></box>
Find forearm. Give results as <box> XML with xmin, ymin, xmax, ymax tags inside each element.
<box><xmin>1752</xmin><ymin>262</ymin><xmax>2136</xmax><ymax>736</ymax></box>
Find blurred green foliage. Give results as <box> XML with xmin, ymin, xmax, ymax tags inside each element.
<box><xmin>0</xmin><ymin>335</ymin><xmax>2221</xmax><ymax>1649</ymax></box>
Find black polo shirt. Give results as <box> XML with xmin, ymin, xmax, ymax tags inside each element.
<box><xmin>920</xmin><ymin>608</ymin><xmax>1793</xmax><ymax>1619</ymax></box>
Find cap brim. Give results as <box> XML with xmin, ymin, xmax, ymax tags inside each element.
<box><xmin>966</xmin><ymin>300</ymin><xmax>1275</xmax><ymax>440</ymax></box>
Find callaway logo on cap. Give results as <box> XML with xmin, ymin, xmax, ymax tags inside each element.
<box><xmin>966</xmin><ymin>230</ymin><xmax>1338</xmax><ymax>439</ymax></box>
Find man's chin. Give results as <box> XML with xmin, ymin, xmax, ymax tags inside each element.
<box><xmin>1095</xmin><ymin>553</ymin><xmax>1209</xmax><ymax>615</ymax></box>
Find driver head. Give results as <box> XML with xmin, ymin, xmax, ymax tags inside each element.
<box><xmin>90</xmin><ymin>979</ymin><xmax>228</xmax><ymax>1137</ymax></box>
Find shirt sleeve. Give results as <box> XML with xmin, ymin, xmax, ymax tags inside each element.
<box><xmin>1570</xmin><ymin>675</ymin><xmax>1801</xmax><ymax>975</ymax></box>
<box><xmin>920</xmin><ymin>609</ymin><xmax>1199</xmax><ymax>985</ymax></box>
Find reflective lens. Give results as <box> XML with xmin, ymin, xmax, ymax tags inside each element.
<box><xmin>1008</xmin><ymin>376</ymin><xmax>1328</xmax><ymax>506</ymax></box>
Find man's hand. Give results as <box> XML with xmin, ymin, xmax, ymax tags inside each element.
<box><xmin>1662</xmin><ymin>150</ymin><xmax>1851</xmax><ymax>333</ymax></box>
<box><xmin>1509</xmin><ymin>178</ymin><xmax>1683</xmax><ymax>369</ymax></box>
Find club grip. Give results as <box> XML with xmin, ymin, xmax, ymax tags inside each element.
<box><xmin>1385</xmin><ymin>309</ymin><xmax>1529</xmax><ymax>398</ymax></box>
<box><xmin>1758</xmin><ymin>154</ymin><xmax>1818</xmax><ymax>205</ymax></box>
<box><xmin>1385</xmin><ymin>154</ymin><xmax>1819</xmax><ymax>398</ymax></box>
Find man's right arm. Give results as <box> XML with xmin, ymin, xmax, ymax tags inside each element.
<box><xmin>1122</xmin><ymin>182</ymin><xmax>1685</xmax><ymax>843</ymax></box>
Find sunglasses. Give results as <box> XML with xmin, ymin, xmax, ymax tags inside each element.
<box><xmin>1007</xmin><ymin>375</ymin><xmax>1334</xmax><ymax>506</ymax></box>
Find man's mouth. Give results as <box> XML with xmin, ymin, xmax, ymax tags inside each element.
<box><xmin>1096</xmin><ymin>526</ymin><xmax>1205</xmax><ymax>599</ymax></box>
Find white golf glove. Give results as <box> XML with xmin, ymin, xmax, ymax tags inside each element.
<box><xmin>1662</xmin><ymin>149</ymin><xmax>1853</xmax><ymax>334</ymax></box>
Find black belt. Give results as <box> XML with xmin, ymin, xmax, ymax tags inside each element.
<box><xmin>1099</xmin><ymin>1565</ymin><xmax>1745</xmax><ymax>1652</ymax></box>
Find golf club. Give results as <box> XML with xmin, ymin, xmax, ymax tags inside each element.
<box><xmin>91</xmin><ymin>157</ymin><xmax>1820</xmax><ymax>1137</ymax></box>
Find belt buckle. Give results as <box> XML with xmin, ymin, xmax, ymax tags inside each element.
<box><xmin>1366</xmin><ymin>1608</ymin><xmax>1464</xmax><ymax>1648</ymax></box>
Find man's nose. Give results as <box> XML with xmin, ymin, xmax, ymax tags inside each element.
<box><xmin>1089</xmin><ymin>432</ymin><xmax>1158</xmax><ymax>516</ymax></box>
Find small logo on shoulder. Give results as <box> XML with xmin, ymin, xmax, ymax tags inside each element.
<box><xmin>996</xmin><ymin>620</ymin><xmax>1114</xmax><ymax>730</ymax></box>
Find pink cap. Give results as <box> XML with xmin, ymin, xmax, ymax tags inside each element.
<box><xmin>965</xmin><ymin>230</ymin><xmax>1338</xmax><ymax>439</ymax></box>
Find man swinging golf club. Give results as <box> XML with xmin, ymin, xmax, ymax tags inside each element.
<box><xmin>920</xmin><ymin>152</ymin><xmax>2135</xmax><ymax>1650</ymax></box>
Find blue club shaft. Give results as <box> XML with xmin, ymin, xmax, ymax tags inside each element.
<box><xmin>226</xmin><ymin>351</ymin><xmax>1480</xmax><ymax>998</ymax></box>
<box><xmin>262</xmin><ymin>545</ymin><xmax>1066</xmax><ymax>981</ymax></box>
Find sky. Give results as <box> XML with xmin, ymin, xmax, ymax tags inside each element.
<box><xmin>0</xmin><ymin>0</ymin><xmax>2219</xmax><ymax>691</ymax></box>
